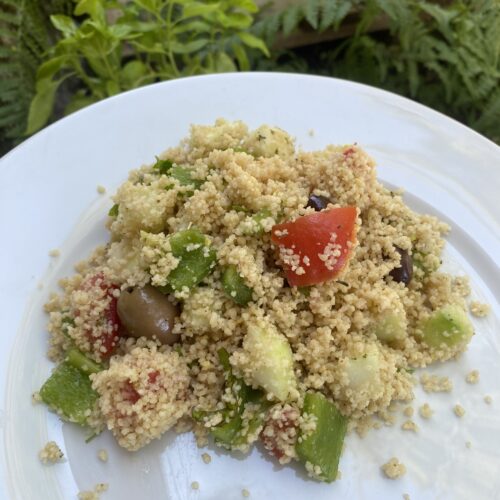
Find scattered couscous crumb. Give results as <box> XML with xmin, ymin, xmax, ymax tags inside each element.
<box><xmin>78</xmin><ymin>491</ymin><xmax>97</xmax><ymax>500</ymax></box>
<box><xmin>201</xmin><ymin>452</ymin><xmax>211</xmax><ymax>464</ymax></box>
<box><xmin>191</xmin><ymin>481</ymin><xmax>199</xmax><ymax>490</ymax></box>
<box><xmin>465</xmin><ymin>370</ymin><xmax>480</xmax><ymax>384</ymax></box>
<box><xmin>420</xmin><ymin>373</ymin><xmax>453</xmax><ymax>393</ymax></box>
<box><xmin>403</xmin><ymin>406</ymin><xmax>414</xmax><ymax>418</ymax></box>
<box><xmin>403</xmin><ymin>494</ymin><xmax>411</xmax><ymax>500</ymax></box>
<box><xmin>78</xmin><ymin>484</ymin><xmax>108</xmax><ymax>500</ymax></box>
<box><xmin>453</xmin><ymin>404</ymin><xmax>466</xmax><ymax>418</ymax></box>
<box><xmin>48</xmin><ymin>248</ymin><xmax>60</xmax><ymax>258</ymax></box>
<box><xmin>381</xmin><ymin>457</ymin><xmax>406</xmax><ymax>479</ymax></box>
<box><xmin>308</xmin><ymin>129</ymin><xmax>315</xmax><ymax>137</ymax></box>
<box><xmin>97</xmin><ymin>449</ymin><xmax>108</xmax><ymax>462</ymax></box>
<box><xmin>32</xmin><ymin>391</ymin><xmax>42</xmax><ymax>404</ymax></box>
<box><xmin>418</xmin><ymin>403</ymin><xmax>433</xmax><ymax>419</ymax></box>
<box><xmin>465</xmin><ymin>441</ymin><xmax>472</xmax><ymax>449</ymax></box>
<box><xmin>38</xmin><ymin>441</ymin><xmax>64</xmax><ymax>464</ymax></box>
<box><xmin>469</xmin><ymin>301</ymin><xmax>490</xmax><ymax>317</ymax></box>
<box><xmin>242</xmin><ymin>488</ymin><xmax>250</xmax><ymax>497</ymax></box>
<box><xmin>484</xmin><ymin>395</ymin><xmax>493</xmax><ymax>404</ymax></box>
<box><xmin>401</xmin><ymin>420</ymin><xmax>418</xmax><ymax>432</ymax></box>
<box><xmin>97</xmin><ymin>185</ymin><xmax>107</xmax><ymax>194</ymax></box>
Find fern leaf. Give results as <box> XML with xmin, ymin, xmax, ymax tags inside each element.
<box><xmin>319</xmin><ymin>0</ymin><xmax>353</xmax><ymax>31</ymax></box>
<box><xmin>303</xmin><ymin>0</ymin><xmax>321</xmax><ymax>30</ymax></box>
<box><xmin>282</xmin><ymin>5</ymin><xmax>302</xmax><ymax>36</ymax></box>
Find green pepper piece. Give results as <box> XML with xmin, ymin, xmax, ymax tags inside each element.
<box><xmin>222</xmin><ymin>265</ymin><xmax>253</xmax><ymax>306</ymax></box>
<box><xmin>296</xmin><ymin>392</ymin><xmax>347</xmax><ymax>482</ymax></box>
<box><xmin>66</xmin><ymin>349</ymin><xmax>103</xmax><ymax>375</ymax></box>
<box><xmin>195</xmin><ymin>348</ymin><xmax>268</xmax><ymax>448</ymax></box>
<box><xmin>211</xmin><ymin>414</ymin><xmax>243</xmax><ymax>445</ymax></box>
<box><xmin>39</xmin><ymin>361</ymin><xmax>99</xmax><ymax>426</ymax></box>
<box><xmin>167</xmin><ymin>228</ymin><xmax>216</xmax><ymax>290</ymax></box>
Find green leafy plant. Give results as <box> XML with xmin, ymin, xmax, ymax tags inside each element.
<box><xmin>26</xmin><ymin>0</ymin><xmax>268</xmax><ymax>135</ymax></box>
<box><xmin>2</xmin><ymin>0</ymin><xmax>498</xmax><ymax>151</ymax></box>
<box><xmin>0</xmin><ymin>0</ymin><xmax>72</xmax><ymax>154</ymax></box>
<box><xmin>254</xmin><ymin>0</ymin><xmax>500</xmax><ymax>143</ymax></box>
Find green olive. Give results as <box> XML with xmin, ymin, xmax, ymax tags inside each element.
<box><xmin>117</xmin><ymin>285</ymin><xmax>179</xmax><ymax>345</ymax></box>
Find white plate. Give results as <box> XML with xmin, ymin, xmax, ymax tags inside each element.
<box><xmin>1</xmin><ymin>73</ymin><xmax>500</xmax><ymax>500</ymax></box>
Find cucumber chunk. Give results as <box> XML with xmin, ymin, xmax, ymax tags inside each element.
<box><xmin>420</xmin><ymin>304</ymin><xmax>473</xmax><ymax>348</ymax></box>
<box><xmin>242</xmin><ymin>321</ymin><xmax>297</xmax><ymax>401</ymax></box>
<box><xmin>296</xmin><ymin>392</ymin><xmax>347</xmax><ymax>482</ymax></box>
<box><xmin>374</xmin><ymin>312</ymin><xmax>407</xmax><ymax>345</ymax></box>
<box><xmin>39</xmin><ymin>361</ymin><xmax>99</xmax><ymax>426</ymax></box>
<box><xmin>222</xmin><ymin>265</ymin><xmax>253</xmax><ymax>306</ymax></box>
<box><xmin>345</xmin><ymin>345</ymin><xmax>382</xmax><ymax>392</ymax></box>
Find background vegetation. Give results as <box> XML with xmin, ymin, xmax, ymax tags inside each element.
<box><xmin>1</xmin><ymin>0</ymin><xmax>498</xmax><ymax>156</ymax></box>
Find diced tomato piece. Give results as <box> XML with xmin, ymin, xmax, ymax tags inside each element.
<box><xmin>122</xmin><ymin>380</ymin><xmax>141</xmax><ymax>404</ymax></box>
<box><xmin>148</xmin><ymin>370</ymin><xmax>160</xmax><ymax>384</ymax></box>
<box><xmin>271</xmin><ymin>207</ymin><xmax>357</xmax><ymax>287</ymax></box>
<box><xmin>260</xmin><ymin>407</ymin><xmax>299</xmax><ymax>461</ymax></box>
<box><xmin>81</xmin><ymin>273</ymin><xmax>122</xmax><ymax>359</ymax></box>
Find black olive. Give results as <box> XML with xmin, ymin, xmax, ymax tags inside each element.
<box><xmin>389</xmin><ymin>247</ymin><xmax>413</xmax><ymax>285</ymax></box>
<box><xmin>305</xmin><ymin>194</ymin><xmax>332</xmax><ymax>211</ymax></box>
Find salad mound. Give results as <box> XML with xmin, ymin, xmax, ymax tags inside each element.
<box><xmin>40</xmin><ymin>119</ymin><xmax>473</xmax><ymax>482</ymax></box>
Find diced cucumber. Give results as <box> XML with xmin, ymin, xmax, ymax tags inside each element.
<box><xmin>242</xmin><ymin>321</ymin><xmax>297</xmax><ymax>401</ymax></box>
<box><xmin>345</xmin><ymin>346</ymin><xmax>381</xmax><ymax>392</ymax></box>
<box><xmin>167</xmin><ymin>228</ymin><xmax>216</xmax><ymax>290</ymax></box>
<box><xmin>222</xmin><ymin>265</ymin><xmax>253</xmax><ymax>306</ymax></box>
<box><xmin>420</xmin><ymin>304</ymin><xmax>473</xmax><ymax>348</ymax></box>
<box><xmin>374</xmin><ymin>312</ymin><xmax>406</xmax><ymax>345</ymax></box>
<box><xmin>296</xmin><ymin>392</ymin><xmax>347</xmax><ymax>482</ymax></box>
<box><xmin>39</xmin><ymin>362</ymin><xmax>99</xmax><ymax>426</ymax></box>
<box><xmin>66</xmin><ymin>349</ymin><xmax>103</xmax><ymax>375</ymax></box>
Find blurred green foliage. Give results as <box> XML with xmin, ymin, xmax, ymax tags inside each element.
<box><xmin>0</xmin><ymin>0</ymin><xmax>498</xmax><ymax>155</ymax></box>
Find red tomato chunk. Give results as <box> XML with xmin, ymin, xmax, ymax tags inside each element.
<box><xmin>271</xmin><ymin>207</ymin><xmax>357</xmax><ymax>287</ymax></box>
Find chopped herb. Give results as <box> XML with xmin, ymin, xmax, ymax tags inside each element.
<box><xmin>153</xmin><ymin>157</ymin><xmax>174</xmax><ymax>175</ymax></box>
<box><xmin>108</xmin><ymin>204</ymin><xmax>119</xmax><ymax>217</ymax></box>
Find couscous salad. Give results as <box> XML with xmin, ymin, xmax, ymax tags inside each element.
<box><xmin>38</xmin><ymin>120</ymin><xmax>474</xmax><ymax>482</ymax></box>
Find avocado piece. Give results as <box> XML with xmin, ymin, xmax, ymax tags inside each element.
<box><xmin>39</xmin><ymin>361</ymin><xmax>99</xmax><ymax>426</ymax></box>
<box><xmin>420</xmin><ymin>304</ymin><xmax>473</xmax><ymax>348</ymax></box>
<box><xmin>242</xmin><ymin>321</ymin><xmax>297</xmax><ymax>401</ymax></box>
<box><xmin>296</xmin><ymin>392</ymin><xmax>347</xmax><ymax>482</ymax></box>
